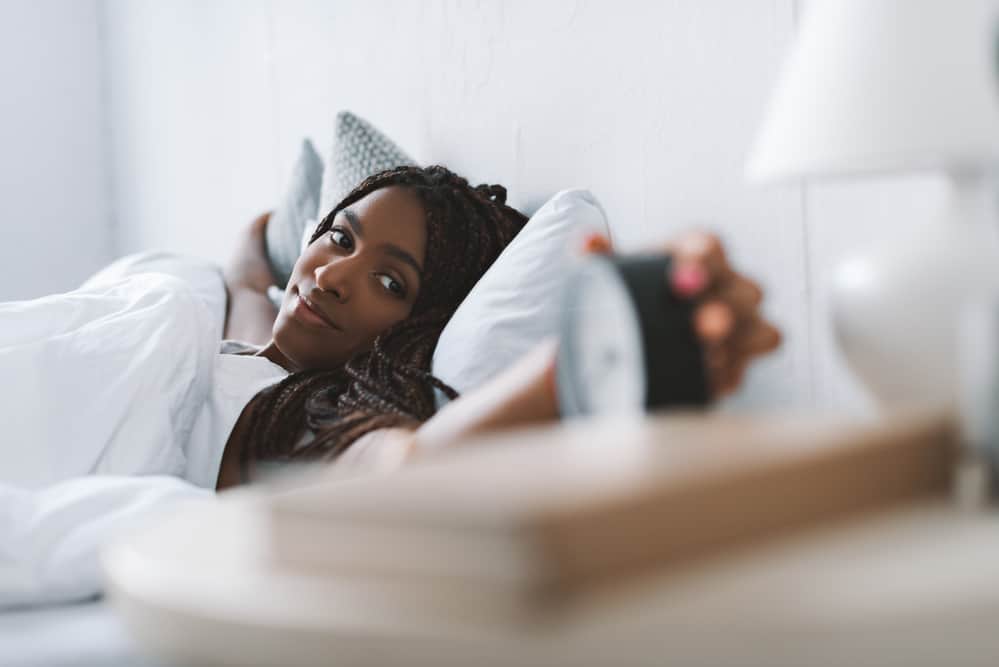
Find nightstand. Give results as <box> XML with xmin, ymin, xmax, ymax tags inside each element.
<box><xmin>105</xmin><ymin>409</ymin><xmax>999</xmax><ymax>666</ymax></box>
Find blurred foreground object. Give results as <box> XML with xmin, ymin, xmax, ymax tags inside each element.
<box><xmin>748</xmin><ymin>0</ymin><xmax>999</xmax><ymax>407</ymax></box>
<box><xmin>266</xmin><ymin>409</ymin><xmax>957</xmax><ymax>612</ymax></box>
<box><xmin>104</xmin><ymin>409</ymin><xmax>999</xmax><ymax>666</ymax></box>
<box><xmin>958</xmin><ymin>297</ymin><xmax>999</xmax><ymax>495</ymax></box>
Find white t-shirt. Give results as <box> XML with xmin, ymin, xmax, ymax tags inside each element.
<box><xmin>183</xmin><ymin>341</ymin><xmax>289</xmax><ymax>488</ymax></box>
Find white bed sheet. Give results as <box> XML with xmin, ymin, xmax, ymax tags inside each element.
<box><xmin>0</xmin><ymin>600</ymin><xmax>157</xmax><ymax>667</ymax></box>
<box><xmin>0</xmin><ymin>252</ymin><xmax>231</xmax><ymax>662</ymax></box>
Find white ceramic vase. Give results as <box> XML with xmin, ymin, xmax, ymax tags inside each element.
<box><xmin>830</xmin><ymin>173</ymin><xmax>999</xmax><ymax>408</ymax></box>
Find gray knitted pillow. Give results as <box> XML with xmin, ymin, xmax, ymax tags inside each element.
<box><xmin>318</xmin><ymin>111</ymin><xmax>417</xmax><ymax>220</ymax></box>
<box><xmin>264</xmin><ymin>138</ymin><xmax>324</xmax><ymax>288</ymax></box>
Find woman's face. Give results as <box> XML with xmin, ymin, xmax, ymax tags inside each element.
<box><xmin>271</xmin><ymin>186</ymin><xmax>427</xmax><ymax>371</ymax></box>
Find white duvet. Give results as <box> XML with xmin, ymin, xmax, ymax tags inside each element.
<box><xmin>0</xmin><ymin>271</ymin><xmax>221</xmax><ymax>608</ymax></box>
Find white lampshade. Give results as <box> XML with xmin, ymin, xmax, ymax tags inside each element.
<box><xmin>748</xmin><ymin>0</ymin><xmax>999</xmax><ymax>182</ymax></box>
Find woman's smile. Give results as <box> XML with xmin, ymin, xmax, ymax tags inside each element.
<box><xmin>292</xmin><ymin>291</ymin><xmax>341</xmax><ymax>330</ymax></box>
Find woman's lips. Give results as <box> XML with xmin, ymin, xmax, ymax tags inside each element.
<box><xmin>293</xmin><ymin>293</ymin><xmax>341</xmax><ymax>330</ymax></box>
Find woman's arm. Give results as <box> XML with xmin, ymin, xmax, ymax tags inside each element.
<box><xmin>223</xmin><ymin>212</ymin><xmax>279</xmax><ymax>345</ymax></box>
<box><xmin>335</xmin><ymin>231</ymin><xmax>781</xmax><ymax>473</ymax></box>
<box><xmin>413</xmin><ymin>339</ymin><xmax>559</xmax><ymax>453</ymax></box>
<box><xmin>327</xmin><ymin>342</ymin><xmax>558</xmax><ymax>474</ymax></box>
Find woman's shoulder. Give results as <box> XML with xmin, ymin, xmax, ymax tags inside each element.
<box><xmin>217</xmin><ymin>340</ymin><xmax>289</xmax><ymax>379</ymax></box>
<box><xmin>219</xmin><ymin>339</ymin><xmax>262</xmax><ymax>356</ymax></box>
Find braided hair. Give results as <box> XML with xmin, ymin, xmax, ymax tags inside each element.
<box><xmin>239</xmin><ymin>165</ymin><xmax>527</xmax><ymax>466</ymax></box>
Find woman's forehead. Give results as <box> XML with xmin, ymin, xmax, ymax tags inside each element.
<box><xmin>348</xmin><ymin>186</ymin><xmax>425</xmax><ymax>231</ymax></box>
<box><xmin>342</xmin><ymin>186</ymin><xmax>427</xmax><ymax>266</ymax></box>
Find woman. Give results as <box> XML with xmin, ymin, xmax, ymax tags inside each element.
<box><xmin>0</xmin><ymin>164</ymin><xmax>778</xmax><ymax>608</ymax></box>
<box><xmin>218</xmin><ymin>165</ymin><xmax>781</xmax><ymax>487</ymax></box>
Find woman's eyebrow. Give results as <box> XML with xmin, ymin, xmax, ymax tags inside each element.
<box><xmin>343</xmin><ymin>207</ymin><xmax>423</xmax><ymax>276</ymax></box>
<box><xmin>343</xmin><ymin>208</ymin><xmax>363</xmax><ymax>237</ymax></box>
<box><xmin>384</xmin><ymin>245</ymin><xmax>424</xmax><ymax>276</ymax></box>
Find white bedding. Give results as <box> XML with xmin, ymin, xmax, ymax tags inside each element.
<box><xmin>0</xmin><ymin>272</ymin><xmax>221</xmax><ymax>608</ymax></box>
<box><xmin>0</xmin><ymin>476</ymin><xmax>211</xmax><ymax>609</ymax></box>
<box><xmin>0</xmin><ymin>599</ymin><xmax>153</xmax><ymax>666</ymax></box>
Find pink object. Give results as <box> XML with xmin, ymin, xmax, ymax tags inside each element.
<box><xmin>672</xmin><ymin>264</ymin><xmax>708</xmax><ymax>297</ymax></box>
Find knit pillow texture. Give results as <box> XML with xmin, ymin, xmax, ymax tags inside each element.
<box><xmin>318</xmin><ymin>111</ymin><xmax>417</xmax><ymax>220</ymax></box>
<box><xmin>264</xmin><ymin>138</ymin><xmax>324</xmax><ymax>288</ymax></box>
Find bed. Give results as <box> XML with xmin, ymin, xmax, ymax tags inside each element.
<box><xmin>0</xmin><ymin>601</ymin><xmax>153</xmax><ymax>667</ymax></box>
<box><xmin>0</xmin><ymin>120</ymin><xmax>619</xmax><ymax>663</ymax></box>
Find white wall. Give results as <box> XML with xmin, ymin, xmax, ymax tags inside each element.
<box><xmin>102</xmin><ymin>0</ymin><xmax>279</xmax><ymax>263</ymax></box>
<box><xmin>0</xmin><ymin>0</ymin><xmax>111</xmax><ymax>300</ymax></box>
<box><xmin>97</xmin><ymin>0</ymin><xmax>944</xmax><ymax>415</ymax></box>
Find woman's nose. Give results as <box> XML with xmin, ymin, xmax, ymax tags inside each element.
<box><xmin>314</xmin><ymin>259</ymin><xmax>352</xmax><ymax>303</ymax></box>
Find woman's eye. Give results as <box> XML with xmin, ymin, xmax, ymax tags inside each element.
<box><xmin>377</xmin><ymin>274</ymin><xmax>405</xmax><ymax>297</ymax></box>
<box><xmin>329</xmin><ymin>228</ymin><xmax>353</xmax><ymax>250</ymax></box>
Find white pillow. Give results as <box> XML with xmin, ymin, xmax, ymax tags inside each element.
<box><xmin>432</xmin><ymin>189</ymin><xmax>611</xmax><ymax>405</ymax></box>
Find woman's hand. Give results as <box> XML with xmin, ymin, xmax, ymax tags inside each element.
<box><xmin>667</xmin><ymin>231</ymin><xmax>781</xmax><ymax>397</ymax></box>
<box><xmin>223</xmin><ymin>211</ymin><xmax>277</xmax><ymax>294</ymax></box>
<box><xmin>222</xmin><ymin>212</ymin><xmax>281</xmax><ymax>344</ymax></box>
<box><xmin>585</xmin><ymin>231</ymin><xmax>781</xmax><ymax>398</ymax></box>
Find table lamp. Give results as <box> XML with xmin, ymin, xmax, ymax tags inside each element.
<box><xmin>747</xmin><ymin>0</ymin><xmax>999</xmax><ymax>407</ymax></box>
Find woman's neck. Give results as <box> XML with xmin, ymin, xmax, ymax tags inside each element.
<box><xmin>256</xmin><ymin>341</ymin><xmax>297</xmax><ymax>372</ymax></box>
